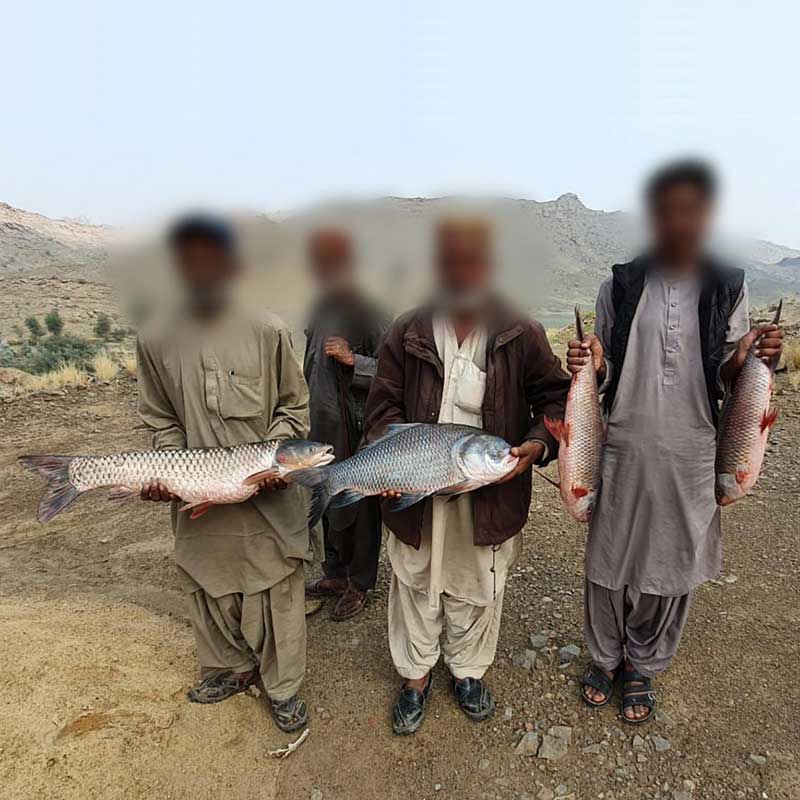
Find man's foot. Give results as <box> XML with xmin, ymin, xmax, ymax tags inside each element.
<box><xmin>331</xmin><ymin>584</ymin><xmax>368</xmax><ymax>621</ymax></box>
<box><xmin>186</xmin><ymin>670</ymin><xmax>257</xmax><ymax>704</ymax></box>
<box><xmin>269</xmin><ymin>695</ymin><xmax>309</xmax><ymax>733</ymax></box>
<box><xmin>621</xmin><ymin>660</ymin><xmax>655</xmax><ymax>724</ymax></box>
<box><xmin>392</xmin><ymin>673</ymin><xmax>432</xmax><ymax>735</ymax></box>
<box><xmin>451</xmin><ymin>676</ymin><xmax>495</xmax><ymax>721</ymax></box>
<box><xmin>305</xmin><ymin>576</ymin><xmax>347</xmax><ymax>598</ymax></box>
<box><xmin>581</xmin><ymin>663</ymin><xmax>617</xmax><ymax>707</ymax></box>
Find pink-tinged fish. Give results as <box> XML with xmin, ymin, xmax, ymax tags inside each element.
<box><xmin>543</xmin><ymin>306</ymin><xmax>603</xmax><ymax>522</ymax></box>
<box><xmin>19</xmin><ymin>439</ymin><xmax>334</xmax><ymax>523</ymax></box>
<box><xmin>715</xmin><ymin>300</ymin><xmax>782</xmax><ymax>506</ymax></box>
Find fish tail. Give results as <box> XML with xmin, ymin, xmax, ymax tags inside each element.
<box><xmin>574</xmin><ymin>304</ymin><xmax>585</xmax><ymax>342</ymax></box>
<box><xmin>288</xmin><ymin>467</ymin><xmax>332</xmax><ymax>528</ymax></box>
<box><xmin>18</xmin><ymin>455</ymin><xmax>80</xmax><ymax>523</ymax></box>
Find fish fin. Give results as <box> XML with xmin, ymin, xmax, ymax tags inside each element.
<box><xmin>771</xmin><ymin>298</ymin><xmax>783</xmax><ymax>326</ymax></box>
<box><xmin>287</xmin><ymin>467</ymin><xmax>332</xmax><ymax>527</ymax></box>
<box><xmin>437</xmin><ymin>480</ymin><xmax>480</xmax><ymax>497</ymax></box>
<box><xmin>543</xmin><ymin>416</ymin><xmax>565</xmax><ymax>444</ymax></box>
<box><xmin>760</xmin><ymin>407</ymin><xmax>779</xmax><ymax>432</ymax></box>
<box><xmin>108</xmin><ymin>488</ymin><xmax>137</xmax><ymax>505</ymax></box>
<box><xmin>387</xmin><ymin>492</ymin><xmax>429</xmax><ymax>512</ymax></box>
<box><xmin>243</xmin><ymin>468</ymin><xmax>280</xmax><ymax>486</ymax></box>
<box><xmin>330</xmin><ymin>488</ymin><xmax>367</xmax><ymax>508</ymax></box>
<box><xmin>735</xmin><ymin>467</ymin><xmax>750</xmax><ymax>486</ymax></box>
<box><xmin>18</xmin><ymin>455</ymin><xmax>81</xmax><ymax>523</ymax></box>
<box><xmin>535</xmin><ymin>469</ymin><xmax>560</xmax><ymax>490</ymax></box>
<box><xmin>571</xmin><ymin>485</ymin><xmax>589</xmax><ymax>498</ymax></box>
<box><xmin>360</xmin><ymin>423</ymin><xmax>423</xmax><ymax>452</ymax></box>
<box><xmin>189</xmin><ymin>501</ymin><xmax>216</xmax><ymax>520</ymax></box>
<box><xmin>574</xmin><ymin>304</ymin><xmax>585</xmax><ymax>342</ymax></box>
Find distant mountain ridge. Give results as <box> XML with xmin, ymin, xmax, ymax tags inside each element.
<box><xmin>1</xmin><ymin>196</ymin><xmax>798</xmax><ymax>316</ymax></box>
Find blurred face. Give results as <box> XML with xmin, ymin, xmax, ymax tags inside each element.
<box><xmin>309</xmin><ymin>233</ymin><xmax>353</xmax><ymax>291</ymax></box>
<box><xmin>436</xmin><ymin>227</ymin><xmax>493</xmax><ymax>304</ymax></box>
<box><xmin>649</xmin><ymin>183</ymin><xmax>713</xmax><ymax>264</ymax></box>
<box><xmin>173</xmin><ymin>239</ymin><xmax>238</xmax><ymax>310</ymax></box>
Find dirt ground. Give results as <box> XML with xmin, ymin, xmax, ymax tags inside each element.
<box><xmin>1</xmin><ymin>378</ymin><xmax>798</xmax><ymax>800</ymax></box>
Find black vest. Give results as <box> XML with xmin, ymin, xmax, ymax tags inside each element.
<box><xmin>604</xmin><ymin>256</ymin><xmax>745</xmax><ymax>426</ymax></box>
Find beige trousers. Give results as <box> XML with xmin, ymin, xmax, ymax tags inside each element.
<box><xmin>388</xmin><ymin>572</ymin><xmax>505</xmax><ymax>681</ymax></box>
<box><xmin>188</xmin><ymin>563</ymin><xmax>306</xmax><ymax>701</ymax></box>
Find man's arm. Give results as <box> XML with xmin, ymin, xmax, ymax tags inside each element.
<box><xmin>266</xmin><ymin>326</ymin><xmax>311</xmax><ymax>441</ymax></box>
<box><xmin>136</xmin><ymin>336</ymin><xmax>185</xmax><ymax>501</ymax></box>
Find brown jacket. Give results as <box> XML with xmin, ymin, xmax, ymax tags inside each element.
<box><xmin>363</xmin><ymin>303</ymin><xmax>570</xmax><ymax>548</ymax></box>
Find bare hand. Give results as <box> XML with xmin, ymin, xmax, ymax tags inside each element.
<box><xmin>254</xmin><ymin>476</ymin><xmax>287</xmax><ymax>492</ymax></box>
<box><xmin>380</xmin><ymin>490</ymin><xmax>402</xmax><ymax>499</ymax></box>
<box><xmin>738</xmin><ymin>324</ymin><xmax>784</xmax><ymax>367</ymax></box>
<box><xmin>141</xmin><ymin>482</ymin><xmax>179</xmax><ymax>502</ymax></box>
<box><xmin>324</xmin><ymin>336</ymin><xmax>355</xmax><ymax>367</ymax></box>
<box><xmin>566</xmin><ymin>333</ymin><xmax>605</xmax><ymax>377</ymax></box>
<box><xmin>495</xmin><ymin>440</ymin><xmax>546</xmax><ymax>484</ymax></box>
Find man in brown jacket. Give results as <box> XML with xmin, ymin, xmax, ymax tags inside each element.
<box><xmin>364</xmin><ymin>218</ymin><xmax>570</xmax><ymax>735</ymax></box>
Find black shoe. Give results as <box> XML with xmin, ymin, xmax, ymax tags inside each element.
<box><xmin>392</xmin><ymin>674</ymin><xmax>432</xmax><ymax>735</ymax></box>
<box><xmin>269</xmin><ymin>695</ymin><xmax>309</xmax><ymax>733</ymax></box>
<box><xmin>451</xmin><ymin>676</ymin><xmax>495</xmax><ymax>721</ymax></box>
<box><xmin>186</xmin><ymin>670</ymin><xmax>257</xmax><ymax>704</ymax></box>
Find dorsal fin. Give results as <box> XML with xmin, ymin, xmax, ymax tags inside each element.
<box><xmin>360</xmin><ymin>423</ymin><xmax>422</xmax><ymax>452</ymax></box>
<box><xmin>771</xmin><ymin>298</ymin><xmax>783</xmax><ymax>326</ymax></box>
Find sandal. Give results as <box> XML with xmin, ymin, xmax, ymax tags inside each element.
<box><xmin>270</xmin><ymin>695</ymin><xmax>309</xmax><ymax>733</ymax></box>
<box><xmin>186</xmin><ymin>669</ymin><xmax>257</xmax><ymax>704</ymax></box>
<box><xmin>331</xmin><ymin>585</ymin><xmax>368</xmax><ymax>621</ymax></box>
<box><xmin>581</xmin><ymin>663</ymin><xmax>617</xmax><ymax>708</ymax></box>
<box><xmin>392</xmin><ymin>674</ymin><xmax>432</xmax><ymax>735</ymax></box>
<box><xmin>621</xmin><ymin>668</ymin><xmax>655</xmax><ymax>725</ymax></box>
<box><xmin>451</xmin><ymin>676</ymin><xmax>495</xmax><ymax>722</ymax></box>
<box><xmin>305</xmin><ymin>576</ymin><xmax>347</xmax><ymax>598</ymax></box>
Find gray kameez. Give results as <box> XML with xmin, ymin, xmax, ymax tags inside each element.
<box><xmin>137</xmin><ymin>307</ymin><xmax>311</xmax><ymax>699</ymax></box>
<box><xmin>584</xmin><ymin>272</ymin><xmax>749</xmax><ymax>674</ymax></box>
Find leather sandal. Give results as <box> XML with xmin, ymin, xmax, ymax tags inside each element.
<box><xmin>621</xmin><ymin>668</ymin><xmax>656</xmax><ymax>725</ymax></box>
<box><xmin>451</xmin><ymin>676</ymin><xmax>495</xmax><ymax>721</ymax></box>
<box><xmin>581</xmin><ymin>663</ymin><xmax>617</xmax><ymax>708</ymax></box>
<box><xmin>305</xmin><ymin>576</ymin><xmax>347</xmax><ymax>598</ymax></box>
<box><xmin>186</xmin><ymin>669</ymin><xmax>257</xmax><ymax>704</ymax></box>
<box><xmin>331</xmin><ymin>585</ymin><xmax>368</xmax><ymax>621</ymax></box>
<box><xmin>270</xmin><ymin>695</ymin><xmax>309</xmax><ymax>733</ymax></box>
<box><xmin>392</xmin><ymin>674</ymin><xmax>432</xmax><ymax>735</ymax></box>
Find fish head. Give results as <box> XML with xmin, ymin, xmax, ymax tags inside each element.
<box><xmin>274</xmin><ymin>440</ymin><xmax>335</xmax><ymax>474</ymax></box>
<box><xmin>456</xmin><ymin>434</ymin><xmax>519</xmax><ymax>483</ymax></box>
<box><xmin>566</xmin><ymin>484</ymin><xmax>596</xmax><ymax>522</ymax></box>
<box><xmin>715</xmin><ymin>473</ymin><xmax>745</xmax><ymax>506</ymax></box>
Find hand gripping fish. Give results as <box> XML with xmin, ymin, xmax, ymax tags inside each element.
<box><xmin>286</xmin><ymin>423</ymin><xmax>519</xmax><ymax>527</ymax></box>
<box><xmin>715</xmin><ymin>300</ymin><xmax>782</xmax><ymax>506</ymax></box>
<box><xmin>543</xmin><ymin>306</ymin><xmax>603</xmax><ymax>522</ymax></box>
<box><xmin>19</xmin><ymin>439</ymin><xmax>334</xmax><ymax>523</ymax></box>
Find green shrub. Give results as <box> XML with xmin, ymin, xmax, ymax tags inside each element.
<box><xmin>94</xmin><ymin>313</ymin><xmax>112</xmax><ymax>338</ymax></box>
<box><xmin>44</xmin><ymin>309</ymin><xmax>65</xmax><ymax>336</ymax></box>
<box><xmin>25</xmin><ymin>316</ymin><xmax>44</xmax><ymax>340</ymax></box>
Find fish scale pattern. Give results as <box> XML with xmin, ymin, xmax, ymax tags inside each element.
<box><xmin>716</xmin><ymin>351</ymin><xmax>773</xmax><ymax>474</ymax></box>
<box><xmin>68</xmin><ymin>441</ymin><xmax>282</xmax><ymax>504</ymax></box>
<box><xmin>328</xmin><ymin>424</ymin><xmax>476</xmax><ymax>496</ymax></box>
<box><xmin>564</xmin><ymin>363</ymin><xmax>603</xmax><ymax>491</ymax></box>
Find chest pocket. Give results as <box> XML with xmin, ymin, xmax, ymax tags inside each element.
<box><xmin>218</xmin><ymin>371</ymin><xmax>265</xmax><ymax>419</ymax></box>
<box><xmin>452</xmin><ymin>357</ymin><xmax>487</xmax><ymax>419</ymax></box>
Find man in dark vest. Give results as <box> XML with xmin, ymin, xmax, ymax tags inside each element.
<box><xmin>303</xmin><ymin>228</ymin><xmax>390</xmax><ymax>619</ymax></box>
<box><xmin>570</xmin><ymin>161</ymin><xmax>784</xmax><ymax>723</ymax></box>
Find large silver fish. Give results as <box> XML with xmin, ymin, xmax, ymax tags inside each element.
<box><xmin>288</xmin><ymin>423</ymin><xmax>518</xmax><ymax>526</ymax></box>
<box><xmin>543</xmin><ymin>306</ymin><xmax>603</xmax><ymax>522</ymax></box>
<box><xmin>19</xmin><ymin>439</ymin><xmax>334</xmax><ymax>523</ymax></box>
<box><xmin>715</xmin><ymin>300</ymin><xmax>781</xmax><ymax>506</ymax></box>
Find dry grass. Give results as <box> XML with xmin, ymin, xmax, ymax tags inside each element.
<box><xmin>121</xmin><ymin>351</ymin><xmax>137</xmax><ymax>378</ymax></box>
<box><xmin>783</xmin><ymin>338</ymin><xmax>800</xmax><ymax>373</ymax></box>
<box><xmin>92</xmin><ymin>351</ymin><xmax>119</xmax><ymax>383</ymax></box>
<box><xmin>24</xmin><ymin>362</ymin><xmax>89</xmax><ymax>392</ymax></box>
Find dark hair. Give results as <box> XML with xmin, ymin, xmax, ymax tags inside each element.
<box><xmin>168</xmin><ymin>213</ymin><xmax>236</xmax><ymax>253</ymax></box>
<box><xmin>645</xmin><ymin>159</ymin><xmax>718</xmax><ymax>207</ymax></box>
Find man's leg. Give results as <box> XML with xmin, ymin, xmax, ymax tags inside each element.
<box><xmin>622</xmin><ymin>588</ymin><xmax>692</xmax><ymax>721</ymax></box>
<box><xmin>186</xmin><ymin>590</ymin><xmax>257</xmax><ymax>703</ymax></box>
<box><xmin>441</xmin><ymin>591</ymin><xmax>503</xmax><ymax>721</ymax></box>
<box><xmin>582</xmin><ymin>579</ymin><xmax>626</xmax><ymax>705</ymax></box>
<box><xmin>331</xmin><ymin>498</ymin><xmax>382</xmax><ymax>620</ymax></box>
<box><xmin>388</xmin><ymin>573</ymin><xmax>442</xmax><ymax>734</ymax></box>
<box><xmin>242</xmin><ymin>562</ymin><xmax>308</xmax><ymax>732</ymax></box>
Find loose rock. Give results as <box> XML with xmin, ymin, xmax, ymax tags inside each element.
<box><xmin>538</xmin><ymin>734</ymin><xmax>569</xmax><ymax>761</ymax></box>
<box><xmin>747</xmin><ymin>753</ymin><xmax>767</xmax><ymax>766</ymax></box>
<box><xmin>515</xmin><ymin>731</ymin><xmax>540</xmax><ymax>756</ymax></box>
<box><xmin>558</xmin><ymin>644</ymin><xmax>580</xmax><ymax>664</ymax></box>
<box><xmin>651</xmin><ymin>734</ymin><xmax>671</xmax><ymax>752</ymax></box>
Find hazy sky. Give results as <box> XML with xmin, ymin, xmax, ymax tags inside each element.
<box><xmin>3</xmin><ymin>1</ymin><xmax>799</xmax><ymax>246</ymax></box>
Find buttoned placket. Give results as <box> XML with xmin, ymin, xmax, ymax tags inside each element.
<box><xmin>663</xmin><ymin>282</ymin><xmax>680</xmax><ymax>385</ymax></box>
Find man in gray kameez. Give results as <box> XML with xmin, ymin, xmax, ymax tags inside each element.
<box><xmin>569</xmin><ymin>162</ymin><xmax>784</xmax><ymax>723</ymax></box>
<box><xmin>302</xmin><ymin>228</ymin><xmax>389</xmax><ymax>619</ymax></box>
<box><xmin>137</xmin><ymin>215</ymin><xmax>313</xmax><ymax>732</ymax></box>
